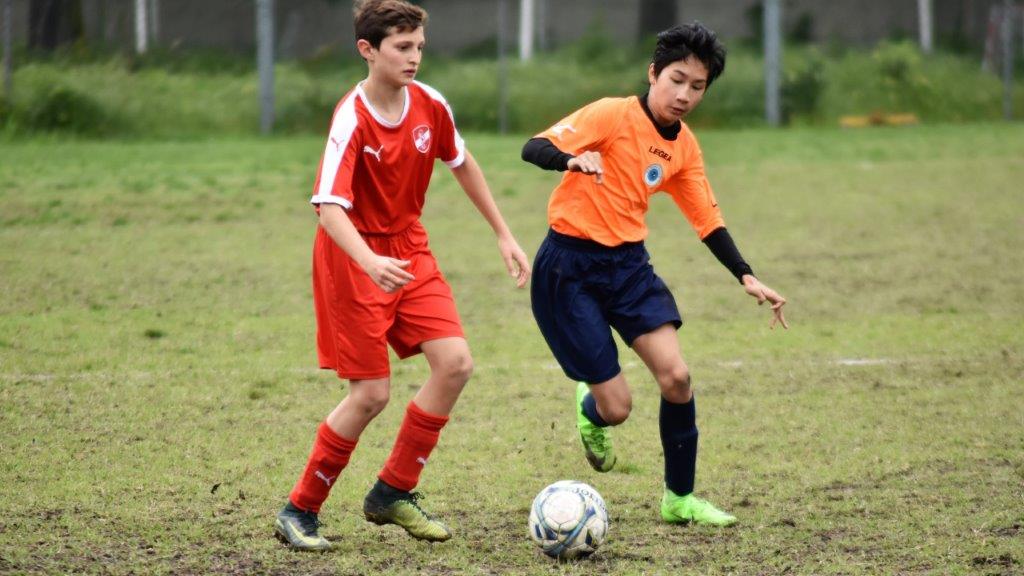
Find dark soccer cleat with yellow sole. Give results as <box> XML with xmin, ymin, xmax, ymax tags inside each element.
<box><xmin>363</xmin><ymin>480</ymin><xmax>452</xmax><ymax>542</ymax></box>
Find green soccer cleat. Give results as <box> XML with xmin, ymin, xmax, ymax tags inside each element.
<box><xmin>576</xmin><ymin>381</ymin><xmax>616</xmax><ymax>472</ymax></box>
<box><xmin>275</xmin><ymin>502</ymin><xmax>333</xmax><ymax>551</ymax></box>
<box><xmin>363</xmin><ymin>481</ymin><xmax>452</xmax><ymax>542</ymax></box>
<box><xmin>660</xmin><ymin>489</ymin><xmax>738</xmax><ymax>527</ymax></box>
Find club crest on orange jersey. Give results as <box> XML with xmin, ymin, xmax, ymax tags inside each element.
<box><xmin>413</xmin><ymin>125</ymin><xmax>432</xmax><ymax>153</ymax></box>
<box><xmin>643</xmin><ymin>164</ymin><xmax>664</xmax><ymax>187</ymax></box>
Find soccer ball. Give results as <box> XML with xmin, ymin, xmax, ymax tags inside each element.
<box><xmin>528</xmin><ymin>480</ymin><xmax>609</xmax><ymax>560</ymax></box>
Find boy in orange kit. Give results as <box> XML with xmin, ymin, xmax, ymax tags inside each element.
<box><xmin>275</xmin><ymin>0</ymin><xmax>530</xmax><ymax>550</ymax></box>
<box><xmin>523</xmin><ymin>22</ymin><xmax>787</xmax><ymax>527</ymax></box>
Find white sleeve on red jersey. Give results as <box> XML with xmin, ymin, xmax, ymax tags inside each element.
<box><xmin>414</xmin><ymin>81</ymin><xmax>466</xmax><ymax>169</ymax></box>
<box><xmin>310</xmin><ymin>91</ymin><xmax>361</xmax><ymax>208</ymax></box>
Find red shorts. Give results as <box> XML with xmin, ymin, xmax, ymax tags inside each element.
<box><xmin>312</xmin><ymin>221</ymin><xmax>464</xmax><ymax>380</ymax></box>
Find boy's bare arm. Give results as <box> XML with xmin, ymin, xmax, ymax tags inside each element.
<box><xmin>449</xmin><ymin>151</ymin><xmax>531</xmax><ymax>288</ymax></box>
<box><xmin>318</xmin><ymin>203</ymin><xmax>414</xmax><ymax>293</ymax></box>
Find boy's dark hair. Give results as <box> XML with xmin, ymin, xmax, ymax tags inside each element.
<box><xmin>652</xmin><ymin>22</ymin><xmax>726</xmax><ymax>86</ymax></box>
<box><xmin>353</xmin><ymin>0</ymin><xmax>428</xmax><ymax>48</ymax></box>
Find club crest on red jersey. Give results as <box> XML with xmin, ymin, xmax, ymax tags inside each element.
<box><xmin>412</xmin><ymin>125</ymin><xmax>432</xmax><ymax>153</ymax></box>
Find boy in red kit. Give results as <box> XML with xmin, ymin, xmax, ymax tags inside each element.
<box><xmin>275</xmin><ymin>0</ymin><xmax>531</xmax><ymax>550</ymax></box>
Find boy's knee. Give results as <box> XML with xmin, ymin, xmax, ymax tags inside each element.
<box><xmin>658</xmin><ymin>364</ymin><xmax>690</xmax><ymax>390</ymax></box>
<box><xmin>601</xmin><ymin>400</ymin><xmax>632</xmax><ymax>425</ymax></box>
<box><xmin>354</xmin><ymin>386</ymin><xmax>390</xmax><ymax>416</ymax></box>
<box><xmin>657</xmin><ymin>363</ymin><xmax>692</xmax><ymax>402</ymax></box>
<box><xmin>438</xmin><ymin>351</ymin><xmax>474</xmax><ymax>386</ymax></box>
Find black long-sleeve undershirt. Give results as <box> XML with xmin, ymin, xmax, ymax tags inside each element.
<box><xmin>702</xmin><ymin>227</ymin><xmax>754</xmax><ymax>283</ymax></box>
<box><xmin>521</xmin><ymin>137</ymin><xmax>573</xmax><ymax>171</ymax></box>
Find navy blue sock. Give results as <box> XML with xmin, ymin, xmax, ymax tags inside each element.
<box><xmin>660</xmin><ymin>395</ymin><xmax>697</xmax><ymax>496</ymax></box>
<box><xmin>581</xmin><ymin>393</ymin><xmax>610</xmax><ymax>427</ymax></box>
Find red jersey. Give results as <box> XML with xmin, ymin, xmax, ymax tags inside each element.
<box><xmin>309</xmin><ymin>80</ymin><xmax>465</xmax><ymax>234</ymax></box>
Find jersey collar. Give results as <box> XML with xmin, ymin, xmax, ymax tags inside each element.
<box><xmin>356</xmin><ymin>82</ymin><xmax>411</xmax><ymax>128</ymax></box>
<box><xmin>638</xmin><ymin>93</ymin><xmax>681</xmax><ymax>141</ymax></box>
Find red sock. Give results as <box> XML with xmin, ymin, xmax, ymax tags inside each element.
<box><xmin>289</xmin><ymin>422</ymin><xmax>357</xmax><ymax>513</ymax></box>
<box><xmin>378</xmin><ymin>402</ymin><xmax>449</xmax><ymax>492</ymax></box>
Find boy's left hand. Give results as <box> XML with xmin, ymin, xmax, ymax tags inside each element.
<box><xmin>741</xmin><ymin>275</ymin><xmax>788</xmax><ymax>329</ymax></box>
<box><xmin>498</xmin><ymin>236</ymin><xmax>531</xmax><ymax>288</ymax></box>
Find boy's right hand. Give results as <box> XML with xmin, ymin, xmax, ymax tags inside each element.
<box><xmin>361</xmin><ymin>255</ymin><xmax>415</xmax><ymax>293</ymax></box>
<box><xmin>567</xmin><ymin>151</ymin><xmax>604</xmax><ymax>184</ymax></box>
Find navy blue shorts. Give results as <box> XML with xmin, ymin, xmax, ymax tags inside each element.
<box><xmin>530</xmin><ymin>229</ymin><xmax>682</xmax><ymax>384</ymax></box>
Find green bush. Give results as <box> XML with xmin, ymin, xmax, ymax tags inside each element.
<box><xmin>563</xmin><ymin>19</ymin><xmax>636</xmax><ymax>69</ymax></box>
<box><xmin>276</xmin><ymin>83</ymin><xmax>336</xmax><ymax>134</ymax></box>
<box><xmin>2</xmin><ymin>38</ymin><xmax>1022</xmax><ymax>138</ymax></box>
<box><xmin>782</xmin><ymin>49</ymin><xmax>825</xmax><ymax>122</ymax></box>
<box><xmin>874</xmin><ymin>40</ymin><xmax>922</xmax><ymax>84</ymax></box>
<box><xmin>0</xmin><ymin>96</ymin><xmax>11</xmax><ymax>127</ymax></box>
<box><xmin>820</xmin><ymin>41</ymin><xmax>1013</xmax><ymax>122</ymax></box>
<box><xmin>687</xmin><ymin>48</ymin><xmax>765</xmax><ymax>128</ymax></box>
<box><xmin>128</xmin><ymin>46</ymin><xmax>255</xmax><ymax>76</ymax></box>
<box><xmin>20</xmin><ymin>85</ymin><xmax>113</xmax><ymax>135</ymax></box>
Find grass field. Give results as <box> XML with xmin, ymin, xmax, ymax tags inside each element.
<box><xmin>1</xmin><ymin>124</ymin><xmax>1022</xmax><ymax>575</ymax></box>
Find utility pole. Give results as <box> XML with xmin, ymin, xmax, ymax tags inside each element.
<box><xmin>764</xmin><ymin>0</ymin><xmax>782</xmax><ymax>126</ymax></box>
<box><xmin>256</xmin><ymin>0</ymin><xmax>275</xmax><ymax>134</ymax></box>
<box><xmin>135</xmin><ymin>0</ymin><xmax>148</xmax><ymax>54</ymax></box>
<box><xmin>536</xmin><ymin>0</ymin><xmax>547</xmax><ymax>52</ymax></box>
<box><xmin>498</xmin><ymin>0</ymin><xmax>509</xmax><ymax>133</ymax></box>
<box><xmin>918</xmin><ymin>0</ymin><xmax>933</xmax><ymax>54</ymax></box>
<box><xmin>2</xmin><ymin>0</ymin><xmax>11</xmax><ymax>101</ymax></box>
<box><xmin>149</xmin><ymin>0</ymin><xmax>160</xmax><ymax>45</ymax></box>
<box><xmin>1003</xmin><ymin>0</ymin><xmax>1014</xmax><ymax>120</ymax></box>
<box><xmin>519</xmin><ymin>0</ymin><xmax>534</xmax><ymax>61</ymax></box>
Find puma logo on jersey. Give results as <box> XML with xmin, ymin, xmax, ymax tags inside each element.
<box><xmin>314</xmin><ymin>470</ymin><xmax>337</xmax><ymax>486</ymax></box>
<box><xmin>550</xmin><ymin>124</ymin><xmax>576</xmax><ymax>139</ymax></box>
<box><xmin>363</xmin><ymin>144</ymin><xmax>384</xmax><ymax>161</ymax></box>
<box><xmin>416</xmin><ymin>456</ymin><xmax>428</xmax><ymax>466</ymax></box>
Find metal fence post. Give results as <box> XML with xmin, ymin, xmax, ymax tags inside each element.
<box><xmin>764</xmin><ymin>0</ymin><xmax>782</xmax><ymax>126</ymax></box>
<box><xmin>1003</xmin><ymin>0</ymin><xmax>1014</xmax><ymax>120</ymax></box>
<box><xmin>918</xmin><ymin>0</ymin><xmax>933</xmax><ymax>54</ymax></box>
<box><xmin>2</xmin><ymin>0</ymin><xmax>11</xmax><ymax>101</ymax></box>
<box><xmin>498</xmin><ymin>0</ymin><xmax>509</xmax><ymax>134</ymax></box>
<box><xmin>256</xmin><ymin>0</ymin><xmax>275</xmax><ymax>134</ymax></box>
<box><xmin>135</xmin><ymin>0</ymin><xmax>148</xmax><ymax>54</ymax></box>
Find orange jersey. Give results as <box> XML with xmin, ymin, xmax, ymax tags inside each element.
<box><xmin>536</xmin><ymin>96</ymin><xmax>724</xmax><ymax>246</ymax></box>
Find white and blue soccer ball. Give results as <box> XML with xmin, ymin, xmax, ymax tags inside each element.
<box><xmin>528</xmin><ymin>480</ymin><xmax>609</xmax><ymax>560</ymax></box>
